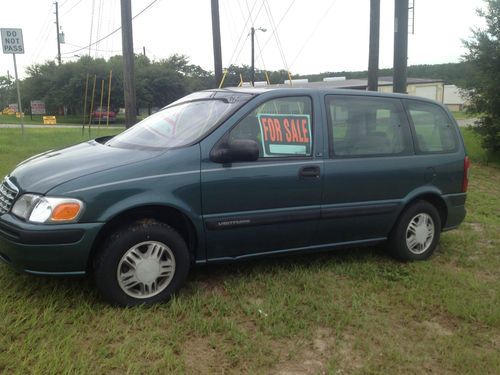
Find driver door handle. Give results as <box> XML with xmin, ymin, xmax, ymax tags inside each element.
<box><xmin>299</xmin><ymin>165</ymin><xmax>320</xmax><ymax>179</ymax></box>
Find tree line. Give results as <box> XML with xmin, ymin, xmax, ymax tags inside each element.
<box><xmin>0</xmin><ymin>56</ymin><xmax>475</xmax><ymax>117</ymax></box>
<box><xmin>0</xmin><ymin>54</ymin><xmax>213</xmax><ymax>115</ymax></box>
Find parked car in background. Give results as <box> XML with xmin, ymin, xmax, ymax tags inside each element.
<box><xmin>91</xmin><ymin>106</ymin><xmax>116</xmax><ymax>123</ymax></box>
<box><xmin>0</xmin><ymin>87</ymin><xmax>469</xmax><ymax>306</ymax></box>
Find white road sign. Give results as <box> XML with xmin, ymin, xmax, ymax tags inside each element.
<box><xmin>1</xmin><ymin>28</ymin><xmax>24</xmax><ymax>54</ymax></box>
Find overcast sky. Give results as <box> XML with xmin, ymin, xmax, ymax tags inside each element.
<box><xmin>0</xmin><ymin>0</ymin><xmax>486</xmax><ymax>79</ymax></box>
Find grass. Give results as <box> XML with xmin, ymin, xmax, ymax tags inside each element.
<box><xmin>0</xmin><ymin>114</ymin><xmax>142</xmax><ymax>126</ymax></box>
<box><xmin>0</xmin><ymin>128</ymin><xmax>121</xmax><ymax>177</ymax></box>
<box><xmin>0</xmin><ymin>127</ymin><xmax>499</xmax><ymax>374</ymax></box>
<box><xmin>461</xmin><ymin>127</ymin><xmax>500</xmax><ymax>166</ymax></box>
<box><xmin>450</xmin><ymin>110</ymin><xmax>475</xmax><ymax>120</ymax></box>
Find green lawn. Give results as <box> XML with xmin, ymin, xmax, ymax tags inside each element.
<box><xmin>0</xmin><ymin>114</ymin><xmax>141</xmax><ymax>126</ymax></box>
<box><xmin>450</xmin><ymin>110</ymin><xmax>475</xmax><ymax>120</ymax></box>
<box><xmin>0</xmin><ymin>128</ymin><xmax>499</xmax><ymax>374</ymax></box>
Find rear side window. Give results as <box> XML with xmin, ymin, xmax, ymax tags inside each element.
<box><xmin>406</xmin><ymin>100</ymin><xmax>458</xmax><ymax>153</ymax></box>
<box><xmin>325</xmin><ymin>95</ymin><xmax>411</xmax><ymax>157</ymax></box>
<box><xmin>229</xmin><ymin>96</ymin><xmax>313</xmax><ymax>158</ymax></box>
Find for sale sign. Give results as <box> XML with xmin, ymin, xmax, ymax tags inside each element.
<box><xmin>258</xmin><ymin>114</ymin><xmax>312</xmax><ymax>157</ymax></box>
<box><xmin>30</xmin><ymin>100</ymin><xmax>46</xmax><ymax>115</ymax></box>
<box><xmin>1</xmin><ymin>28</ymin><xmax>24</xmax><ymax>54</ymax></box>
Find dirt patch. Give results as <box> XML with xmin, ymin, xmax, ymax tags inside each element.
<box><xmin>466</xmin><ymin>222</ymin><xmax>484</xmax><ymax>233</ymax></box>
<box><xmin>193</xmin><ymin>279</ymin><xmax>228</xmax><ymax>297</ymax></box>
<box><xmin>183</xmin><ymin>336</ymin><xmax>227</xmax><ymax>374</ymax></box>
<box><xmin>272</xmin><ymin>327</ymin><xmax>363</xmax><ymax>375</ymax></box>
<box><xmin>335</xmin><ymin>333</ymin><xmax>364</xmax><ymax>374</ymax></box>
<box><xmin>421</xmin><ymin>321</ymin><xmax>453</xmax><ymax>337</ymax></box>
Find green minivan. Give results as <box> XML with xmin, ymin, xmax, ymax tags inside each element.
<box><xmin>0</xmin><ymin>88</ymin><xmax>469</xmax><ymax>306</ymax></box>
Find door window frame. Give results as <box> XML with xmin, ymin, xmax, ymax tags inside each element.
<box><xmin>215</xmin><ymin>94</ymin><xmax>316</xmax><ymax>162</ymax></box>
<box><xmin>324</xmin><ymin>94</ymin><xmax>414</xmax><ymax>159</ymax></box>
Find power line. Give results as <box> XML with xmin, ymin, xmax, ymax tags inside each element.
<box><xmin>255</xmin><ymin>0</ymin><xmax>296</xmax><ymax>62</ymax></box>
<box><xmin>58</xmin><ymin>0</ymin><xmax>72</xmax><ymax>8</ymax></box>
<box><xmin>226</xmin><ymin>0</ymin><xmax>258</xmax><ymax>67</ymax></box>
<box><xmin>95</xmin><ymin>0</ymin><xmax>105</xmax><ymax>57</ymax></box>
<box><xmin>289</xmin><ymin>0</ymin><xmax>338</xmax><ymax>69</ymax></box>
<box><xmin>62</xmin><ymin>0</ymin><xmax>83</xmax><ymax>16</ymax></box>
<box><xmin>64</xmin><ymin>42</ymin><xmax>121</xmax><ymax>53</ymax></box>
<box><xmin>244</xmin><ymin>0</ymin><xmax>267</xmax><ymax>72</ymax></box>
<box><xmin>104</xmin><ymin>0</ymin><xmax>117</xmax><ymax>57</ymax></box>
<box><xmin>263</xmin><ymin>0</ymin><xmax>290</xmax><ymax>73</ymax></box>
<box><xmin>221</xmin><ymin>0</ymin><xmax>238</xmax><ymax>49</ymax></box>
<box><xmin>88</xmin><ymin>0</ymin><xmax>96</xmax><ymax>56</ymax></box>
<box><xmin>227</xmin><ymin>0</ymin><xmax>268</xmax><ymax>68</ymax></box>
<box><xmin>31</xmin><ymin>1</ymin><xmax>57</xmax><ymax>63</ymax></box>
<box><xmin>62</xmin><ymin>0</ymin><xmax>162</xmax><ymax>56</ymax></box>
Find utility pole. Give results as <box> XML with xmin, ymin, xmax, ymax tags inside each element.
<box><xmin>250</xmin><ymin>27</ymin><xmax>255</xmax><ymax>86</ymax></box>
<box><xmin>367</xmin><ymin>0</ymin><xmax>380</xmax><ymax>91</ymax></box>
<box><xmin>249</xmin><ymin>27</ymin><xmax>265</xmax><ymax>86</ymax></box>
<box><xmin>143</xmin><ymin>46</ymin><xmax>146</xmax><ymax>56</ymax></box>
<box><xmin>120</xmin><ymin>0</ymin><xmax>137</xmax><ymax>127</ymax></box>
<box><xmin>393</xmin><ymin>0</ymin><xmax>409</xmax><ymax>93</ymax></box>
<box><xmin>211</xmin><ymin>0</ymin><xmax>223</xmax><ymax>87</ymax></box>
<box><xmin>55</xmin><ymin>1</ymin><xmax>61</xmax><ymax>65</ymax></box>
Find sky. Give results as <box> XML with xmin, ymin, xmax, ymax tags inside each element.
<box><xmin>0</xmin><ymin>0</ymin><xmax>487</xmax><ymax>79</ymax></box>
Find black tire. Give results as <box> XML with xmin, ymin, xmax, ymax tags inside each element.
<box><xmin>93</xmin><ymin>220</ymin><xmax>190</xmax><ymax>306</ymax></box>
<box><xmin>388</xmin><ymin>200</ymin><xmax>441</xmax><ymax>261</ymax></box>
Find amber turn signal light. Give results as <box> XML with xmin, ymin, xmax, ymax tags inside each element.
<box><xmin>51</xmin><ymin>203</ymin><xmax>81</xmax><ymax>221</ymax></box>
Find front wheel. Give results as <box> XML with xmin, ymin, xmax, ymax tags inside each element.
<box><xmin>388</xmin><ymin>201</ymin><xmax>441</xmax><ymax>261</ymax></box>
<box><xmin>93</xmin><ymin>221</ymin><xmax>190</xmax><ymax>306</ymax></box>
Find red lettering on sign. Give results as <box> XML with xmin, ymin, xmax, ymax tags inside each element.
<box><xmin>290</xmin><ymin>119</ymin><xmax>299</xmax><ymax>142</ymax></box>
<box><xmin>301</xmin><ymin>119</ymin><xmax>309</xmax><ymax>142</ymax></box>
<box><xmin>284</xmin><ymin>118</ymin><xmax>292</xmax><ymax>142</ymax></box>
<box><xmin>261</xmin><ymin>118</ymin><xmax>270</xmax><ymax>141</ymax></box>
<box><xmin>273</xmin><ymin>118</ymin><xmax>283</xmax><ymax>142</ymax></box>
<box><xmin>268</xmin><ymin>119</ymin><xmax>276</xmax><ymax>141</ymax></box>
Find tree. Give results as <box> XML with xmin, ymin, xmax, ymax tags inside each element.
<box><xmin>0</xmin><ymin>76</ymin><xmax>15</xmax><ymax>109</ymax></box>
<box><xmin>17</xmin><ymin>54</ymin><xmax>213</xmax><ymax>116</ymax></box>
<box><xmin>463</xmin><ymin>0</ymin><xmax>500</xmax><ymax>153</ymax></box>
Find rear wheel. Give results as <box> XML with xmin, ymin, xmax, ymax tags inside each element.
<box><xmin>388</xmin><ymin>201</ymin><xmax>441</xmax><ymax>261</ymax></box>
<box><xmin>94</xmin><ymin>220</ymin><xmax>190</xmax><ymax>306</ymax></box>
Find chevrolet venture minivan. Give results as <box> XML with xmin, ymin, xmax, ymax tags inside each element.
<box><xmin>0</xmin><ymin>88</ymin><xmax>469</xmax><ymax>306</ymax></box>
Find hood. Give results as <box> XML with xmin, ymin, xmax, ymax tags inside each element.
<box><xmin>9</xmin><ymin>139</ymin><xmax>160</xmax><ymax>194</ymax></box>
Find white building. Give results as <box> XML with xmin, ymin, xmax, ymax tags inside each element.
<box><xmin>443</xmin><ymin>84</ymin><xmax>468</xmax><ymax>111</ymax></box>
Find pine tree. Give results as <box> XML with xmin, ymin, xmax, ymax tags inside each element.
<box><xmin>463</xmin><ymin>0</ymin><xmax>500</xmax><ymax>153</ymax></box>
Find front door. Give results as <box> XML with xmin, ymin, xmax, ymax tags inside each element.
<box><xmin>201</xmin><ymin>95</ymin><xmax>323</xmax><ymax>261</ymax></box>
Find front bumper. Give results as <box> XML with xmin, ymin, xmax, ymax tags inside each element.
<box><xmin>0</xmin><ymin>214</ymin><xmax>103</xmax><ymax>275</ymax></box>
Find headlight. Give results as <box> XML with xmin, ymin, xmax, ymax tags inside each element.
<box><xmin>11</xmin><ymin>194</ymin><xmax>84</xmax><ymax>223</ymax></box>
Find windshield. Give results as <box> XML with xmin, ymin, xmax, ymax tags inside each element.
<box><xmin>106</xmin><ymin>91</ymin><xmax>253</xmax><ymax>150</ymax></box>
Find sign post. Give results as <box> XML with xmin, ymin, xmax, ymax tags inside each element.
<box><xmin>1</xmin><ymin>28</ymin><xmax>25</xmax><ymax>135</ymax></box>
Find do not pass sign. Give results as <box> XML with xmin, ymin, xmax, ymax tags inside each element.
<box><xmin>1</xmin><ymin>28</ymin><xmax>24</xmax><ymax>54</ymax></box>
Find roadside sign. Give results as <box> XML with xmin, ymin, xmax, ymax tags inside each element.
<box><xmin>30</xmin><ymin>100</ymin><xmax>46</xmax><ymax>115</ymax></box>
<box><xmin>1</xmin><ymin>28</ymin><xmax>25</xmax><ymax>135</ymax></box>
<box><xmin>1</xmin><ymin>28</ymin><xmax>24</xmax><ymax>54</ymax></box>
<box><xmin>43</xmin><ymin>116</ymin><xmax>57</xmax><ymax>125</ymax></box>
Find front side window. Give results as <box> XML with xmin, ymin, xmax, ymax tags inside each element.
<box><xmin>326</xmin><ymin>95</ymin><xmax>410</xmax><ymax>157</ymax></box>
<box><xmin>106</xmin><ymin>92</ymin><xmax>253</xmax><ymax>150</ymax></box>
<box><xmin>406</xmin><ymin>100</ymin><xmax>458</xmax><ymax>153</ymax></box>
<box><xmin>229</xmin><ymin>96</ymin><xmax>313</xmax><ymax>158</ymax></box>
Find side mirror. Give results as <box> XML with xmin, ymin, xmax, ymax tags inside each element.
<box><xmin>210</xmin><ymin>139</ymin><xmax>259</xmax><ymax>163</ymax></box>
